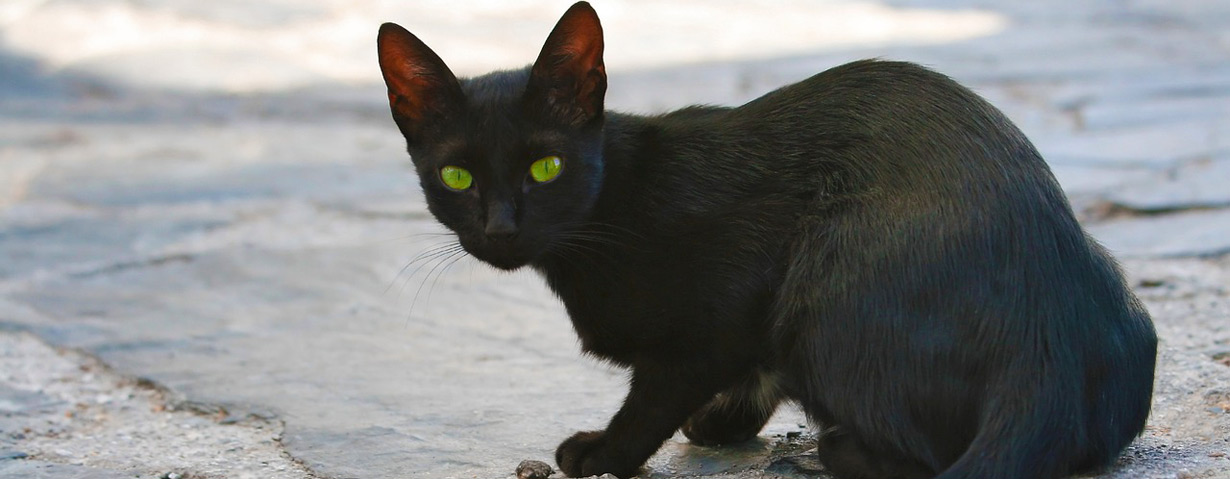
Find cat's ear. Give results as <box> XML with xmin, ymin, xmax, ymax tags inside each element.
<box><xmin>377</xmin><ymin>23</ymin><xmax>464</xmax><ymax>141</ymax></box>
<box><xmin>526</xmin><ymin>1</ymin><xmax>606</xmax><ymax>127</ymax></box>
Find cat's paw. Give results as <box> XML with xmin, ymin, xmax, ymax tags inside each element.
<box><xmin>680</xmin><ymin>399</ymin><xmax>770</xmax><ymax>447</ymax></box>
<box><xmin>680</xmin><ymin>410</ymin><xmax>761</xmax><ymax>446</ymax></box>
<box><xmin>555</xmin><ymin>430</ymin><xmax>637</xmax><ymax>478</ymax></box>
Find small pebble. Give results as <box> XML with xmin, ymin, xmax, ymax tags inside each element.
<box><xmin>515</xmin><ymin>459</ymin><xmax>553</xmax><ymax>479</ymax></box>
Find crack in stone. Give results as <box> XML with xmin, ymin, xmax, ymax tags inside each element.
<box><xmin>66</xmin><ymin>253</ymin><xmax>195</xmax><ymax>280</ymax></box>
<box><xmin>309</xmin><ymin>201</ymin><xmax>435</xmax><ymax>222</ymax></box>
<box><xmin>1082</xmin><ymin>200</ymin><xmax>1230</xmax><ymax>223</ymax></box>
<box><xmin>39</xmin><ymin>339</ymin><xmax>328</xmax><ymax>479</ymax></box>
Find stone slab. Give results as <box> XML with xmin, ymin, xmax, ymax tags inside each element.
<box><xmin>0</xmin><ymin>332</ymin><xmax>309</xmax><ymax>479</ymax></box>
<box><xmin>1107</xmin><ymin>157</ymin><xmax>1230</xmax><ymax>212</ymax></box>
<box><xmin>1089</xmin><ymin>209</ymin><xmax>1230</xmax><ymax>258</ymax></box>
<box><xmin>0</xmin><ymin>461</ymin><xmax>134</xmax><ymax>479</ymax></box>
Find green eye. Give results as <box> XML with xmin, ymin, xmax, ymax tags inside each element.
<box><xmin>529</xmin><ymin>155</ymin><xmax>563</xmax><ymax>183</ymax></box>
<box><xmin>439</xmin><ymin>165</ymin><xmax>473</xmax><ymax>190</ymax></box>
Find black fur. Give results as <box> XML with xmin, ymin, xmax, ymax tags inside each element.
<box><xmin>376</xmin><ymin>3</ymin><xmax>1157</xmax><ymax>479</ymax></box>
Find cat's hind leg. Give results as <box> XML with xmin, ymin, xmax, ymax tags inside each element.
<box><xmin>814</xmin><ymin>428</ymin><xmax>933</xmax><ymax>479</ymax></box>
<box><xmin>681</xmin><ymin>370</ymin><xmax>783</xmax><ymax>446</ymax></box>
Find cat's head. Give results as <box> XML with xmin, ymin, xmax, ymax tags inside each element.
<box><xmin>377</xmin><ymin>2</ymin><xmax>607</xmax><ymax>271</ymax></box>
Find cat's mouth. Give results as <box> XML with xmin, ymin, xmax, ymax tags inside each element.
<box><xmin>477</xmin><ymin>252</ymin><xmax>530</xmax><ymax>271</ymax></box>
<box><xmin>461</xmin><ymin>237</ymin><xmax>537</xmax><ymax>271</ymax></box>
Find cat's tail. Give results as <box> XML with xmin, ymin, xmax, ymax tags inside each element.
<box><xmin>932</xmin><ymin>367</ymin><xmax>1142</xmax><ymax>479</ymax></box>
<box><xmin>932</xmin><ymin>382</ymin><xmax>1083</xmax><ymax>479</ymax></box>
<box><xmin>934</xmin><ymin>310</ymin><xmax>1154</xmax><ymax>479</ymax></box>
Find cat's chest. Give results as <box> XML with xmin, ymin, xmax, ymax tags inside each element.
<box><xmin>534</xmin><ymin>228</ymin><xmax>782</xmax><ymax>360</ymax></box>
<box><xmin>534</xmin><ymin>243</ymin><xmax>695</xmax><ymax>354</ymax></box>
<box><xmin>538</xmin><ymin>247</ymin><xmax>678</xmax><ymax>317</ymax></box>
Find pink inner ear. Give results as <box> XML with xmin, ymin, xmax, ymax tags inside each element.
<box><xmin>378</xmin><ymin>38</ymin><xmax>428</xmax><ymax>116</ymax></box>
<box><xmin>377</xmin><ymin>23</ymin><xmax>458</xmax><ymax>121</ymax></box>
<box><xmin>530</xmin><ymin>2</ymin><xmax>607</xmax><ymax>123</ymax></box>
<box><xmin>550</xmin><ymin>4</ymin><xmax>605</xmax><ymax>75</ymax></box>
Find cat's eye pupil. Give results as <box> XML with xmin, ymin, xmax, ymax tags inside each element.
<box><xmin>530</xmin><ymin>156</ymin><xmax>563</xmax><ymax>183</ymax></box>
<box><xmin>440</xmin><ymin>165</ymin><xmax>473</xmax><ymax>190</ymax></box>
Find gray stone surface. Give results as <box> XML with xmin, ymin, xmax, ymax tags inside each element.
<box><xmin>0</xmin><ymin>332</ymin><xmax>310</xmax><ymax>479</ymax></box>
<box><xmin>2</xmin><ymin>0</ymin><xmax>1230</xmax><ymax>478</ymax></box>
<box><xmin>1107</xmin><ymin>156</ymin><xmax>1230</xmax><ymax>212</ymax></box>
<box><xmin>0</xmin><ymin>461</ymin><xmax>134</xmax><ymax>479</ymax></box>
<box><xmin>1089</xmin><ymin>209</ymin><xmax>1230</xmax><ymax>258</ymax></box>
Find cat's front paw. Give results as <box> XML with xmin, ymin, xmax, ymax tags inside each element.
<box><xmin>555</xmin><ymin>430</ymin><xmax>638</xmax><ymax>478</ymax></box>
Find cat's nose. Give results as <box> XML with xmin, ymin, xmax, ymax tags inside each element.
<box><xmin>485</xmin><ymin>200</ymin><xmax>519</xmax><ymax>240</ymax></box>
<box><xmin>485</xmin><ymin>221</ymin><xmax>518</xmax><ymax>240</ymax></box>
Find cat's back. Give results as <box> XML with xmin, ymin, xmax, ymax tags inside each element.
<box><xmin>747</xmin><ymin>61</ymin><xmax>1151</xmax><ymax>345</ymax></box>
<box><xmin>733</xmin><ymin>60</ymin><xmax>1053</xmax><ymax>196</ymax></box>
<box><xmin>616</xmin><ymin>60</ymin><xmax>1063</xmax><ymax>236</ymax></box>
<box><xmin>736</xmin><ymin>59</ymin><xmax>1000</xmax><ymax>133</ymax></box>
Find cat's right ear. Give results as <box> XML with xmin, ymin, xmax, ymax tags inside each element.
<box><xmin>377</xmin><ymin>23</ymin><xmax>464</xmax><ymax>142</ymax></box>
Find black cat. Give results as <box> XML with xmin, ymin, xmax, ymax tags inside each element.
<box><xmin>376</xmin><ymin>3</ymin><xmax>1157</xmax><ymax>478</ymax></box>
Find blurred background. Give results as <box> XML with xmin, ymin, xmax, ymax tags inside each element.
<box><xmin>2</xmin><ymin>1</ymin><xmax>1229</xmax><ymax>479</ymax></box>
<box><xmin>0</xmin><ymin>0</ymin><xmax>1004</xmax><ymax>92</ymax></box>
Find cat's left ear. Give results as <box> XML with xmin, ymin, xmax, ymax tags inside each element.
<box><xmin>526</xmin><ymin>1</ymin><xmax>606</xmax><ymax>127</ymax></box>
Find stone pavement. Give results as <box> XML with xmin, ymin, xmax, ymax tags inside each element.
<box><xmin>1</xmin><ymin>0</ymin><xmax>1229</xmax><ymax>478</ymax></box>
